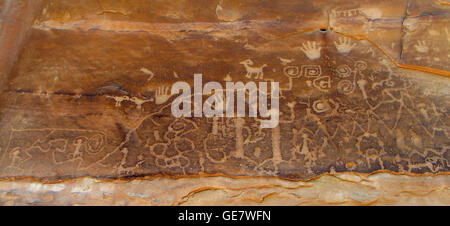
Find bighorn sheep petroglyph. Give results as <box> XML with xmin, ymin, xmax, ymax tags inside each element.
<box><xmin>239</xmin><ymin>59</ymin><xmax>267</xmax><ymax>79</ymax></box>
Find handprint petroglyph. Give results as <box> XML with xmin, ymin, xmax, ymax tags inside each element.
<box><xmin>300</xmin><ymin>41</ymin><xmax>322</xmax><ymax>60</ymax></box>
<box><xmin>414</xmin><ymin>40</ymin><xmax>429</xmax><ymax>53</ymax></box>
<box><xmin>334</xmin><ymin>37</ymin><xmax>356</xmax><ymax>54</ymax></box>
<box><xmin>154</xmin><ymin>86</ymin><xmax>173</xmax><ymax>105</ymax></box>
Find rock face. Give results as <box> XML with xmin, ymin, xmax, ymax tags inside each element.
<box><xmin>0</xmin><ymin>0</ymin><xmax>449</xmax><ymax>205</ymax></box>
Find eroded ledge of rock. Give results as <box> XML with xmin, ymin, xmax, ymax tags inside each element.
<box><xmin>0</xmin><ymin>172</ymin><xmax>449</xmax><ymax>206</ymax></box>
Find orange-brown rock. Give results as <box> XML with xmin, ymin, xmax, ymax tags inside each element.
<box><xmin>0</xmin><ymin>0</ymin><xmax>448</xmax><ymax>205</ymax></box>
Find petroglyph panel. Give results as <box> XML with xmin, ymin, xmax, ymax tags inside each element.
<box><xmin>0</xmin><ymin>0</ymin><xmax>449</xmax><ymax>187</ymax></box>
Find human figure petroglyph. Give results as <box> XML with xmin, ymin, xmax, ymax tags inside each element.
<box><xmin>300</xmin><ymin>41</ymin><xmax>321</xmax><ymax>60</ymax></box>
<box><xmin>2</xmin><ymin>129</ymin><xmax>109</xmax><ymax>172</ymax></box>
<box><xmin>239</xmin><ymin>59</ymin><xmax>267</xmax><ymax>79</ymax></box>
<box><xmin>69</xmin><ymin>139</ymin><xmax>84</xmax><ymax>159</ymax></box>
<box><xmin>297</xmin><ymin>133</ymin><xmax>317</xmax><ymax>173</ymax></box>
<box><xmin>7</xmin><ymin>148</ymin><xmax>27</xmax><ymax>170</ymax></box>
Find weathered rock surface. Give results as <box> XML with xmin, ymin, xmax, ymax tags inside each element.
<box><xmin>1</xmin><ymin>173</ymin><xmax>449</xmax><ymax>206</ymax></box>
<box><xmin>0</xmin><ymin>0</ymin><xmax>449</xmax><ymax>205</ymax></box>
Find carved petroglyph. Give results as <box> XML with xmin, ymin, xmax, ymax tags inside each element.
<box><xmin>106</xmin><ymin>95</ymin><xmax>151</xmax><ymax>109</ymax></box>
<box><xmin>2</xmin><ymin>48</ymin><xmax>447</xmax><ymax>179</ymax></box>
<box><xmin>140</xmin><ymin>68</ymin><xmax>155</xmax><ymax>82</ymax></box>
<box><xmin>300</xmin><ymin>41</ymin><xmax>321</xmax><ymax>60</ymax></box>
<box><xmin>414</xmin><ymin>41</ymin><xmax>430</xmax><ymax>53</ymax></box>
<box><xmin>240</xmin><ymin>59</ymin><xmax>267</xmax><ymax>79</ymax></box>
<box><xmin>336</xmin><ymin>65</ymin><xmax>352</xmax><ymax>78</ymax></box>
<box><xmin>1</xmin><ymin>1</ymin><xmax>449</xmax><ymax>183</ymax></box>
<box><xmin>130</xmin><ymin>97</ymin><xmax>152</xmax><ymax>110</ymax></box>
<box><xmin>313</xmin><ymin>76</ymin><xmax>332</xmax><ymax>92</ymax></box>
<box><xmin>301</xmin><ymin>65</ymin><xmax>322</xmax><ymax>77</ymax></box>
<box><xmin>106</xmin><ymin>95</ymin><xmax>129</xmax><ymax>107</ymax></box>
<box><xmin>223</xmin><ymin>73</ymin><xmax>232</xmax><ymax>82</ymax></box>
<box><xmin>2</xmin><ymin>56</ymin><xmax>449</xmax><ymax>179</ymax></box>
<box><xmin>331</xmin><ymin>8</ymin><xmax>363</xmax><ymax>17</ymax></box>
<box><xmin>337</xmin><ymin>80</ymin><xmax>355</xmax><ymax>95</ymax></box>
<box><xmin>278</xmin><ymin>57</ymin><xmax>294</xmax><ymax>65</ymax></box>
<box><xmin>334</xmin><ymin>37</ymin><xmax>356</xmax><ymax>54</ymax></box>
<box><xmin>154</xmin><ymin>86</ymin><xmax>173</xmax><ymax>105</ymax></box>
<box><xmin>331</xmin><ymin>8</ymin><xmax>382</xmax><ymax>20</ymax></box>
<box><xmin>2</xmin><ymin>129</ymin><xmax>108</xmax><ymax>174</ymax></box>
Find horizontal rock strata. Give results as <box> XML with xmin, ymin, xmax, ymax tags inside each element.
<box><xmin>0</xmin><ymin>0</ymin><xmax>448</xmax><ymax>205</ymax></box>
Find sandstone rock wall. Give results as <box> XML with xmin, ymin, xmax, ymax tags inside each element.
<box><xmin>0</xmin><ymin>0</ymin><xmax>448</xmax><ymax>205</ymax></box>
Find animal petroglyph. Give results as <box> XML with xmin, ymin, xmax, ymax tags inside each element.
<box><xmin>130</xmin><ymin>97</ymin><xmax>152</xmax><ymax>110</ymax></box>
<box><xmin>278</xmin><ymin>57</ymin><xmax>294</xmax><ymax>65</ymax></box>
<box><xmin>240</xmin><ymin>59</ymin><xmax>267</xmax><ymax>79</ymax></box>
<box><xmin>106</xmin><ymin>95</ymin><xmax>130</xmax><ymax>107</ymax></box>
